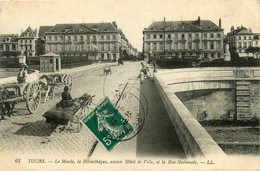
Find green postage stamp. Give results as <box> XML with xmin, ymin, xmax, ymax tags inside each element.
<box><xmin>82</xmin><ymin>97</ymin><xmax>134</xmax><ymax>151</ymax></box>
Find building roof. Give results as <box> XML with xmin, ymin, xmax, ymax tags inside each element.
<box><xmin>20</xmin><ymin>27</ymin><xmax>37</xmax><ymax>38</ymax></box>
<box><xmin>0</xmin><ymin>34</ymin><xmax>19</xmax><ymax>43</ymax></box>
<box><xmin>38</xmin><ymin>26</ymin><xmax>53</xmax><ymax>37</ymax></box>
<box><xmin>41</xmin><ymin>52</ymin><xmax>60</xmax><ymax>57</ymax></box>
<box><xmin>144</xmin><ymin>20</ymin><xmax>223</xmax><ymax>32</ymax></box>
<box><xmin>227</xmin><ymin>27</ymin><xmax>253</xmax><ymax>36</ymax></box>
<box><xmin>45</xmin><ymin>22</ymin><xmax>118</xmax><ymax>34</ymax></box>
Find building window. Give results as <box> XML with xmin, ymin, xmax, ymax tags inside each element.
<box><xmin>113</xmin><ymin>44</ymin><xmax>117</xmax><ymax>51</ymax></box>
<box><xmin>188</xmin><ymin>34</ymin><xmax>192</xmax><ymax>38</ymax></box>
<box><xmin>101</xmin><ymin>35</ymin><xmax>104</xmax><ymax>40</ymax></box>
<box><xmin>113</xmin><ymin>35</ymin><xmax>116</xmax><ymax>40</ymax></box>
<box><xmin>204</xmin><ymin>42</ymin><xmax>208</xmax><ymax>49</ymax></box>
<box><xmin>74</xmin><ymin>36</ymin><xmax>77</xmax><ymax>41</ymax></box>
<box><xmin>244</xmin><ymin>36</ymin><xmax>246</xmax><ymax>40</ymax></box>
<box><xmin>249</xmin><ymin>36</ymin><xmax>251</xmax><ymax>40</ymax></box>
<box><xmin>243</xmin><ymin>42</ymin><xmax>247</xmax><ymax>48</ymax></box>
<box><xmin>101</xmin><ymin>44</ymin><xmax>104</xmax><ymax>51</ymax></box>
<box><xmin>174</xmin><ymin>42</ymin><xmax>178</xmax><ymax>49</ymax></box>
<box><xmin>238</xmin><ymin>42</ymin><xmax>242</xmax><ymax>48</ymax></box>
<box><xmin>181</xmin><ymin>42</ymin><xmax>185</xmax><ymax>49</ymax></box>
<box><xmin>153</xmin><ymin>43</ymin><xmax>157</xmax><ymax>50</ymax></box>
<box><xmin>167</xmin><ymin>42</ymin><xmax>171</xmax><ymax>50</ymax></box>
<box><xmin>147</xmin><ymin>35</ymin><xmax>150</xmax><ymax>39</ymax></box>
<box><xmin>153</xmin><ymin>35</ymin><xmax>156</xmax><ymax>39</ymax></box>
<box><xmin>48</xmin><ymin>36</ymin><xmax>52</xmax><ymax>41</ymax></box>
<box><xmin>0</xmin><ymin>45</ymin><xmax>3</xmax><ymax>50</ymax></box>
<box><xmin>189</xmin><ymin>52</ymin><xmax>193</xmax><ymax>55</ymax></box>
<box><xmin>50</xmin><ymin>59</ymin><xmax>53</xmax><ymax>64</ymax></box>
<box><xmin>204</xmin><ymin>53</ymin><xmax>208</xmax><ymax>58</ymax></box>
<box><xmin>217</xmin><ymin>34</ymin><xmax>221</xmax><ymax>38</ymax></box>
<box><xmin>181</xmin><ymin>34</ymin><xmax>185</xmax><ymax>39</ymax></box>
<box><xmin>204</xmin><ymin>34</ymin><xmax>207</xmax><ymax>38</ymax></box>
<box><xmin>195</xmin><ymin>34</ymin><xmax>199</xmax><ymax>39</ymax></box>
<box><xmin>147</xmin><ymin>43</ymin><xmax>150</xmax><ymax>50</ymax></box>
<box><xmin>68</xmin><ymin>36</ymin><xmax>71</xmax><ymax>41</ymax></box>
<box><xmin>54</xmin><ymin>36</ymin><xmax>57</xmax><ymax>41</ymax></box>
<box><xmin>211</xmin><ymin>53</ymin><xmax>214</xmax><ymax>58</ymax></box>
<box><xmin>60</xmin><ymin>36</ymin><xmax>63</xmax><ymax>40</ymax></box>
<box><xmin>93</xmin><ymin>35</ymin><xmax>96</xmax><ymax>40</ymax></box>
<box><xmin>107</xmin><ymin>35</ymin><xmax>110</xmax><ymax>40</ymax></box>
<box><xmin>188</xmin><ymin>42</ymin><xmax>192</xmax><ymax>49</ymax></box>
<box><xmin>159</xmin><ymin>43</ymin><xmax>163</xmax><ymax>50</ymax></box>
<box><xmin>107</xmin><ymin>44</ymin><xmax>110</xmax><ymax>50</ymax></box>
<box><xmin>217</xmin><ymin>53</ymin><xmax>221</xmax><ymax>58</ymax></box>
<box><xmin>168</xmin><ymin>34</ymin><xmax>171</xmax><ymax>39</ymax></box>
<box><xmin>195</xmin><ymin>42</ymin><xmax>199</xmax><ymax>49</ymax></box>
<box><xmin>101</xmin><ymin>54</ymin><xmax>104</xmax><ymax>59</ymax></box>
<box><xmin>217</xmin><ymin>41</ymin><xmax>221</xmax><ymax>49</ymax></box>
<box><xmin>256</xmin><ymin>41</ymin><xmax>258</xmax><ymax>46</ymax></box>
<box><xmin>239</xmin><ymin>36</ymin><xmax>241</xmax><ymax>40</ymax></box>
<box><xmin>210</xmin><ymin>42</ymin><xmax>214</xmax><ymax>49</ymax></box>
<box><xmin>87</xmin><ymin>36</ymin><xmax>90</xmax><ymax>40</ymax></box>
<box><xmin>174</xmin><ymin>34</ymin><xmax>178</xmax><ymax>39</ymax></box>
<box><xmin>12</xmin><ymin>44</ymin><xmax>16</xmax><ymax>50</ymax></box>
<box><xmin>249</xmin><ymin>42</ymin><xmax>252</xmax><ymax>47</ymax></box>
<box><xmin>210</xmin><ymin>34</ymin><xmax>214</xmax><ymax>38</ymax></box>
<box><xmin>160</xmin><ymin>35</ymin><xmax>163</xmax><ymax>39</ymax></box>
<box><xmin>80</xmin><ymin>36</ymin><xmax>84</xmax><ymax>41</ymax></box>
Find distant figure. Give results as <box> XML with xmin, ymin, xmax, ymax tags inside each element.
<box><xmin>61</xmin><ymin>86</ymin><xmax>72</xmax><ymax>108</ymax></box>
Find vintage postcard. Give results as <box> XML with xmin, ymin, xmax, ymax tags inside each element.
<box><xmin>0</xmin><ymin>0</ymin><xmax>259</xmax><ymax>170</ymax></box>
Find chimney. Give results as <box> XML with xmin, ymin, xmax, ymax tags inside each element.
<box><xmin>219</xmin><ymin>18</ymin><xmax>222</xmax><ymax>28</ymax></box>
<box><xmin>164</xmin><ymin>17</ymin><xmax>166</xmax><ymax>22</ymax></box>
<box><xmin>112</xmin><ymin>21</ymin><xmax>117</xmax><ymax>29</ymax></box>
<box><xmin>231</xmin><ymin>26</ymin><xmax>234</xmax><ymax>32</ymax></box>
<box><xmin>249</xmin><ymin>28</ymin><xmax>252</xmax><ymax>32</ymax></box>
<box><xmin>198</xmin><ymin>16</ymin><xmax>201</xmax><ymax>25</ymax></box>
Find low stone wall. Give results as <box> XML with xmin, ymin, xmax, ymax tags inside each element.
<box><xmin>0</xmin><ymin>64</ymin><xmax>107</xmax><ymax>85</ymax></box>
<box><xmin>154</xmin><ymin>74</ymin><xmax>226</xmax><ymax>159</ymax></box>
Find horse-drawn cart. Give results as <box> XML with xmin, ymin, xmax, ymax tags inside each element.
<box><xmin>43</xmin><ymin>93</ymin><xmax>93</xmax><ymax>133</ymax></box>
<box><xmin>0</xmin><ymin>70</ymin><xmax>73</xmax><ymax>119</ymax></box>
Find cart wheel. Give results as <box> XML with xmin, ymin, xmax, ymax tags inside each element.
<box><xmin>65</xmin><ymin>74</ymin><xmax>73</xmax><ymax>92</ymax></box>
<box><xmin>26</xmin><ymin>82</ymin><xmax>41</xmax><ymax>114</ymax></box>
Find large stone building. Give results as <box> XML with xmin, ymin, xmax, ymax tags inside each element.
<box><xmin>17</xmin><ymin>27</ymin><xmax>38</xmax><ymax>57</ymax></box>
<box><xmin>143</xmin><ymin>17</ymin><xmax>224</xmax><ymax>61</ymax></box>
<box><xmin>225</xmin><ymin>26</ymin><xmax>260</xmax><ymax>58</ymax></box>
<box><xmin>43</xmin><ymin>22</ymin><xmax>136</xmax><ymax>60</ymax></box>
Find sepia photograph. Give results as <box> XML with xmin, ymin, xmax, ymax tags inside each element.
<box><xmin>0</xmin><ymin>0</ymin><xmax>259</xmax><ymax>170</ymax></box>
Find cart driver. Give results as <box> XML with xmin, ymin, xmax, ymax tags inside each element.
<box><xmin>61</xmin><ymin>86</ymin><xmax>72</xmax><ymax>108</ymax></box>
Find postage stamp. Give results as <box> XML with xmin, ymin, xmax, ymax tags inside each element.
<box><xmin>82</xmin><ymin>97</ymin><xmax>134</xmax><ymax>151</ymax></box>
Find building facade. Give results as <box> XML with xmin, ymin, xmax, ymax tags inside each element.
<box><xmin>0</xmin><ymin>34</ymin><xmax>19</xmax><ymax>54</ymax></box>
<box><xmin>44</xmin><ymin>22</ymin><xmax>137</xmax><ymax>60</ymax></box>
<box><xmin>17</xmin><ymin>27</ymin><xmax>38</xmax><ymax>57</ymax></box>
<box><xmin>143</xmin><ymin>17</ymin><xmax>224</xmax><ymax>61</ymax></box>
<box><xmin>225</xmin><ymin>26</ymin><xmax>260</xmax><ymax>58</ymax></box>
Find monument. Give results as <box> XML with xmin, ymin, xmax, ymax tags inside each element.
<box><xmin>224</xmin><ymin>44</ymin><xmax>231</xmax><ymax>61</ymax></box>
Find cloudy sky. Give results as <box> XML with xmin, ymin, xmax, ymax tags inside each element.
<box><xmin>0</xmin><ymin>0</ymin><xmax>259</xmax><ymax>51</ymax></box>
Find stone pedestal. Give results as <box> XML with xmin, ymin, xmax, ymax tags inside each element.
<box><xmin>224</xmin><ymin>53</ymin><xmax>231</xmax><ymax>61</ymax></box>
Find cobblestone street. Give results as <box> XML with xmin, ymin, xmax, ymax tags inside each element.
<box><xmin>0</xmin><ymin>62</ymin><xmax>143</xmax><ymax>159</ymax></box>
